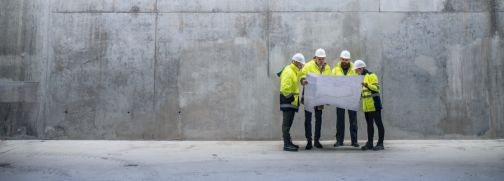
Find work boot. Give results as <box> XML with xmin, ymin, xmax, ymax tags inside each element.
<box><xmin>333</xmin><ymin>141</ymin><xmax>343</xmax><ymax>147</ymax></box>
<box><xmin>351</xmin><ymin>142</ymin><xmax>360</xmax><ymax>147</ymax></box>
<box><xmin>283</xmin><ymin>139</ymin><xmax>298</xmax><ymax>152</ymax></box>
<box><xmin>373</xmin><ymin>143</ymin><xmax>384</xmax><ymax>151</ymax></box>
<box><xmin>288</xmin><ymin>139</ymin><xmax>299</xmax><ymax>149</ymax></box>
<box><xmin>361</xmin><ymin>143</ymin><xmax>373</xmax><ymax>151</ymax></box>
<box><xmin>305</xmin><ymin>140</ymin><xmax>313</xmax><ymax>150</ymax></box>
<box><xmin>314</xmin><ymin>140</ymin><xmax>323</xmax><ymax>148</ymax></box>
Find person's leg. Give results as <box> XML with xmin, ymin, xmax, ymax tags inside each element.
<box><xmin>282</xmin><ymin>110</ymin><xmax>297</xmax><ymax>151</ymax></box>
<box><xmin>304</xmin><ymin>110</ymin><xmax>313</xmax><ymax>150</ymax></box>
<box><xmin>314</xmin><ymin>109</ymin><xmax>323</xmax><ymax>148</ymax></box>
<box><xmin>374</xmin><ymin>111</ymin><xmax>385</xmax><ymax>149</ymax></box>
<box><xmin>348</xmin><ymin>110</ymin><xmax>359</xmax><ymax>146</ymax></box>
<box><xmin>282</xmin><ymin>110</ymin><xmax>299</xmax><ymax>151</ymax></box>
<box><xmin>282</xmin><ymin>110</ymin><xmax>294</xmax><ymax>140</ymax></box>
<box><xmin>361</xmin><ymin>112</ymin><xmax>374</xmax><ymax>150</ymax></box>
<box><xmin>335</xmin><ymin>107</ymin><xmax>345</xmax><ymax>145</ymax></box>
<box><xmin>304</xmin><ymin>110</ymin><xmax>312</xmax><ymax>141</ymax></box>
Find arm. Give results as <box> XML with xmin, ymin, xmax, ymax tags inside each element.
<box><xmin>299</xmin><ymin>65</ymin><xmax>309</xmax><ymax>85</ymax></box>
<box><xmin>366</xmin><ymin>74</ymin><xmax>380</xmax><ymax>92</ymax></box>
<box><xmin>280</xmin><ymin>71</ymin><xmax>293</xmax><ymax>97</ymax></box>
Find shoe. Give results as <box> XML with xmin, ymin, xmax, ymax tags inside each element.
<box><xmin>314</xmin><ymin>140</ymin><xmax>323</xmax><ymax>148</ymax></box>
<box><xmin>373</xmin><ymin>144</ymin><xmax>384</xmax><ymax>151</ymax></box>
<box><xmin>351</xmin><ymin>142</ymin><xmax>360</xmax><ymax>147</ymax></box>
<box><xmin>283</xmin><ymin>139</ymin><xmax>299</xmax><ymax>152</ymax></box>
<box><xmin>283</xmin><ymin>145</ymin><xmax>298</xmax><ymax>152</ymax></box>
<box><xmin>305</xmin><ymin>140</ymin><xmax>313</xmax><ymax>150</ymax></box>
<box><xmin>333</xmin><ymin>142</ymin><xmax>343</xmax><ymax>147</ymax></box>
<box><xmin>289</xmin><ymin>140</ymin><xmax>299</xmax><ymax>149</ymax></box>
<box><xmin>361</xmin><ymin>143</ymin><xmax>373</xmax><ymax>151</ymax></box>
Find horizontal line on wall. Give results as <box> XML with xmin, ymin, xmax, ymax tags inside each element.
<box><xmin>0</xmin><ymin>81</ymin><xmax>40</xmax><ymax>84</ymax></box>
<box><xmin>52</xmin><ymin>11</ymin><xmax>493</xmax><ymax>14</ymax></box>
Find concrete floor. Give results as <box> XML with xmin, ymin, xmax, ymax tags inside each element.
<box><xmin>0</xmin><ymin>140</ymin><xmax>503</xmax><ymax>181</ymax></box>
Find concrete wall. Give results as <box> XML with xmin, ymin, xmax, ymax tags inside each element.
<box><xmin>1</xmin><ymin>0</ymin><xmax>503</xmax><ymax>140</ymax></box>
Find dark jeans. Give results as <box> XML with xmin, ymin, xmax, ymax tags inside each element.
<box><xmin>304</xmin><ymin>109</ymin><xmax>322</xmax><ymax>141</ymax></box>
<box><xmin>336</xmin><ymin>108</ymin><xmax>358</xmax><ymax>143</ymax></box>
<box><xmin>282</xmin><ymin>110</ymin><xmax>295</xmax><ymax>140</ymax></box>
<box><xmin>364</xmin><ymin>110</ymin><xmax>385</xmax><ymax>145</ymax></box>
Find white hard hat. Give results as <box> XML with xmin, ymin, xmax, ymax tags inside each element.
<box><xmin>315</xmin><ymin>48</ymin><xmax>326</xmax><ymax>58</ymax></box>
<box><xmin>340</xmin><ymin>50</ymin><xmax>351</xmax><ymax>59</ymax></box>
<box><xmin>352</xmin><ymin>60</ymin><xmax>366</xmax><ymax>70</ymax></box>
<box><xmin>292</xmin><ymin>53</ymin><xmax>306</xmax><ymax>64</ymax></box>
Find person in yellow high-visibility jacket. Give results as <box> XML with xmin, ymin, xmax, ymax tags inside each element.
<box><xmin>353</xmin><ymin>60</ymin><xmax>385</xmax><ymax>151</ymax></box>
<box><xmin>332</xmin><ymin>50</ymin><xmax>360</xmax><ymax>148</ymax></box>
<box><xmin>299</xmin><ymin>48</ymin><xmax>331</xmax><ymax>150</ymax></box>
<box><xmin>278</xmin><ymin>53</ymin><xmax>306</xmax><ymax>152</ymax></box>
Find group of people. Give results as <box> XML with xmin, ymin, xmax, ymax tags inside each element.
<box><xmin>278</xmin><ymin>48</ymin><xmax>385</xmax><ymax>152</ymax></box>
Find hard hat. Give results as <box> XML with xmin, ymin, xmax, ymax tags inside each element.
<box><xmin>292</xmin><ymin>53</ymin><xmax>306</xmax><ymax>64</ymax></box>
<box><xmin>340</xmin><ymin>50</ymin><xmax>351</xmax><ymax>59</ymax></box>
<box><xmin>315</xmin><ymin>48</ymin><xmax>326</xmax><ymax>58</ymax></box>
<box><xmin>352</xmin><ymin>60</ymin><xmax>366</xmax><ymax>70</ymax></box>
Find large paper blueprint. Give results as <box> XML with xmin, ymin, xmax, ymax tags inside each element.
<box><xmin>304</xmin><ymin>74</ymin><xmax>364</xmax><ymax>112</ymax></box>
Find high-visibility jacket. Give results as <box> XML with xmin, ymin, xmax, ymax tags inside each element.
<box><xmin>300</xmin><ymin>60</ymin><xmax>332</xmax><ymax>80</ymax></box>
<box><xmin>299</xmin><ymin>60</ymin><xmax>331</xmax><ymax>107</ymax></box>
<box><xmin>361</xmin><ymin>70</ymin><xmax>382</xmax><ymax>112</ymax></box>
<box><xmin>332</xmin><ymin>61</ymin><xmax>357</xmax><ymax>76</ymax></box>
<box><xmin>278</xmin><ymin>63</ymin><xmax>301</xmax><ymax>112</ymax></box>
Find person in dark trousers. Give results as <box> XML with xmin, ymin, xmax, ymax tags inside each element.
<box><xmin>278</xmin><ymin>53</ymin><xmax>306</xmax><ymax>151</ymax></box>
<box><xmin>332</xmin><ymin>50</ymin><xmax>359</xmax><ymax>148</ymax></box>
<box><xmin>353</xmin><ymin>60</ymin><xmax>385</xmax><ymax>151</ymax></box>
<box><xmin>300</xmin><ymin>48</ymin><xmax>332</xmax><ymax>150</ymax></box>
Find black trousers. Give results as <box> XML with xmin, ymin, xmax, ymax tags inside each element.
<box><xmin>364</xmin><ymin>110</ymin><xmax>385</xmax><ymax>145</ymax></box>
<box><xmin>304</xmin><ymin>109</ymin><xmax>322</xmax><ymax>141</ymax></box>
<box><xmin>336</xmin><ymin>108</ymin><xmax>358</xmax><ymax>143</ymax></box>
<box><xmin>282</xmin><ymin>110</ymin><xmax>296</xmax><ymax>140</ymax></box>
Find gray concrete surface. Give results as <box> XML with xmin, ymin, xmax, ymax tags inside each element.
<box><xmin>0</xmin><ymin>140</ymin><xmax>503</xmax><ymax>181</ymax></box>
<box><xmin>1</xmin><ymin>0</ymin><xmax>503</xmax><ymax>140</ymax></box>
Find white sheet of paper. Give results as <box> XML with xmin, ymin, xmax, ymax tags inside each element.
<box><xmin>304</xmin><ymin>74</ymin><xmax>364</xmax><ymax>112</ymax></box>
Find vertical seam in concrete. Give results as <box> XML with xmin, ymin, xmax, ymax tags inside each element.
<box><xmin>487</xmin><ymin>0</ymin><xmax>497</xmax><ymax>137</ymax></box>
<box><xmin>153</xmin><ymin>0</ymin><xmax>159</xmax><ymax>138</ymax></box>
<box><xmin>485</xmin><ymin>38</ymin><xmax>494</xmax><ymax>138</ymax></box>
<box><xmin>379</xmin><ymin>0</ymin><xmax>381</xmax><ymax>12</ymax></box>
<box><xmin>40</xmin><ymin>0</ymin><xmax>53</xmax><ymax>138</ymax></box>
<box><xmin>489</xmin><ymin>0</ymin><xmax>497</xmax><ymax>36</ymax></box>
<box><xmin>379</xmin><ymin>8</ymin><xmax>385</xmax><ymax>107</ymax></box>
<box><xmin>266</xmin><ymin>1</ymin><xmax>271</xmax><ymax>78</ymax></box>
<box><xmin>16</xmin><ymin>0</ymin><xmax>24</xmax><ymax>55</ymax></box>
<box><xmin>112</xmin><ymin>0</ymin><xmax>116</xmax><ymax>13</ymax></box>
<box><xmin>34</xmin><ymin>0</ymin><xmax>44</xmax><ymax>138</ymax></box>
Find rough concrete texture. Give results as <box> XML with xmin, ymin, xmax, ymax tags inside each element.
<box><xmin>0</xmin><ymin>0</ymin><xmax>503</xmax><ymax>140</ymax></box>
<box><xmin>0</xmin><ymin>140</ymin><xmax>503</xmax><ymax>180</ymax></box>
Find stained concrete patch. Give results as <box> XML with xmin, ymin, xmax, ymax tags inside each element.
<box><xmin>0</xmin><ymin>163</ymin><xmax>12</xmax><ymax>168</ymax></box>
<box><xmin>497</xmin><ymin>0</ymin><xmax>504</xmax><ymax>12</ymax></box>
<box><xmin>380</xmin><ymin>0</ymin><xmax>491</xmax><ymax>12</ymax></box>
